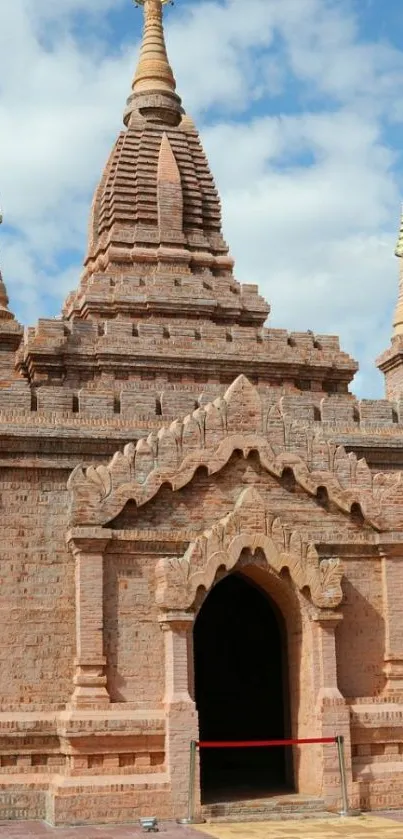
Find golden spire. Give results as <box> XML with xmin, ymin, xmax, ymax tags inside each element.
<box><xmin>133</xmin><ymin>0</ymin><xmax>175</xmax><ymax>95</ymax></box>
<box><xmin>124</xmin><ymin>0</ymin><xmax>182</xmax><ymax>127</ymax></box>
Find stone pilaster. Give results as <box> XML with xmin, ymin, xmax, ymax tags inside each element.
<box><xmin>67</xmin><ymin>532</ymin><xmax>110</xmax><ymax>709</ymax></box>
<box><xmin>382</xmin><ymin>550</ymin><xmax>403</xmax><ymax>693</ymax></box>
<box><xmin>159</xmin><ymin>611</ymin><xmax>199</xmax><ymax>819</ymax></box>
<box><xmin>312</xmin><ymin>612</ymin><xmax>351</xmax><ymax>808</ymax></box>
<box><xmin>314</xmin><ymin>612</ymin><xmax>343</xmax><ymax>703</ymax></box>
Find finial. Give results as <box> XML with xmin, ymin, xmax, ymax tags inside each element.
<box><xmin>0</xmin><ymin>208</ymin><xmax>14</xmax><ymax>320</ymax></box>
<box><xmin>124</xmin><ymin>0</ymin><xmax>182</xmax><ymax>127</ymax></box>
<box><xmin>395</xmin><ymin>203</ymin><xmax>403</xmax><ymax>258</ymax></box>
<box><xmin>134</xmin><ymin>0</ymin><xmax>173</xmax><ymax>6</ymax></box>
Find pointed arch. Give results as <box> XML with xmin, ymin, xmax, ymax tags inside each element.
<box><xmin>155</xmin><ymin>487</ymin><xmax>343</xmax><ymax>611</ymax></box>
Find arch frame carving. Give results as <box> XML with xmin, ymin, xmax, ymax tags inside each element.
<box><xmin>155</xmin><ymin>486</ymin><xmax>343</xmax><ymax>611</ymax></box>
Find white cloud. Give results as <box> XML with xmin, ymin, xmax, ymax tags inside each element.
<box><xmin>204</xmin><ymin>107</ymin><xmax>399</xmax><ymax>392</ymax></box>
<box><xmin>0</xmin><ymin>0</ymin><xmax>403</xmax><ymax>397</ymax></box>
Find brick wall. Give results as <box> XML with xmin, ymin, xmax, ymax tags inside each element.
<box><xmin>104</xmin><ymin>552</ymin><xmax>165</xmax><ymax>705</ymax></box>
<box><xmin>0</xmin><ymin>468</ymin><xmax>75</xmax><ymax>708</ymax></box>
<box><xmin>112</xmin><ymin>450</ymin><xmax>374</xmax><ymax>544</ymax></box>
<box><xmin>336</xmin><ymin>560</ymin><xmax>385</xmax><ymax>697</ymax></box>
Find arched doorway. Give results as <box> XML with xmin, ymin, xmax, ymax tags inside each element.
<box><xmin>194</xmin><ymin>572</ymin><xmax>292</xmax><ymax>803</ymax></box>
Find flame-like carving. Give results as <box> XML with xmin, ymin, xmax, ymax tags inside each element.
<box><xmin>155</xmin><ymin>486</ymin><xmax>344</xmax><ymax>611</ymax></box>
<box><xmin>68</xmin><ymin>375</ymin><xmax>397</xmax><ymax>529</ymax></box>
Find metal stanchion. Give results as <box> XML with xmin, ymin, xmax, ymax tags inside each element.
<box><xmin>335</xmin><ymin>735</ymin><xmax>361</xmax><ymax>818</ymax></box>
<box><xmin>177</xmin><ymin>740</ymin><xmax>205</xmax><ymax>825</ymax></box>
<box><xmin>336</xmin><ymin>735</ymin><xmax>350</xmax><ymax>816</ymax></box>
<box><xmin>175</xmin><ymin>735</ymin><xmax>359</xmax><ymax>825</ymax></box>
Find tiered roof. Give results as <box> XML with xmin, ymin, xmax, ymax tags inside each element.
<box><xmin>15</xmin><ymin>0</ymin><xmax>356</xmax><ymax>393</ymax></box>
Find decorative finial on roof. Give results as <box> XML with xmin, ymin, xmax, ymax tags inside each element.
<box><xmin>124</xmin><ymin>0</ymin><xmax>183</xmax><ymax>127</ymax></box>
<box><xmin>0</xmin><ymin>207</ymin><xmax>14</xmax><ymax>321</ymax></box>
<box><xmin>395</xmin><ymin>203</ymin><xmax>403</xmax><ymax>258</ymax></box>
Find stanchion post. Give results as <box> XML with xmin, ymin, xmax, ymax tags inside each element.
<box><xmin>178</xmin><ymin>740</ymin><xmax>202</xmax><ymax>825</ymax></box>
<box><xmin>178</xmin><ymin>736</ymin><xmax>355</xmax><ymax>824</ymax></box>
<box><xmin>188</xmin><ymin>739</ymin><xmax>197</xmax><ymax>822</ymax></box>
<box><xmin>336</xmin><ymin>735</ymin><xmax>349</xmax><ymax>816</ymax></box>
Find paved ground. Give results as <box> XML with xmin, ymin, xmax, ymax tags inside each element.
<box><xmin>0</xmin><ymin>823</ymin><xmax>200</xmax><ymax>838</ymax></box>
<box><xmin>0</xmin><ymin>815</ymin><xmax>403</xmax><ymax>838</ymax></box>
<box><xmin>196</xmin><ymin>814</ymin><xmax>403</xmax><ymax>837</ymax></box>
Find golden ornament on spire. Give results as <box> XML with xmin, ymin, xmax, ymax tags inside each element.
<box><xmin>133</xmin><ymin>0</ymin><xmax>176</xmax><ymax>95</ymax></box>
<box><xmin>135</xmin><ymin>0</ymin><xmax>172</xmax><ymax>5</ymax></box>
<box><xmin>124</xmin><ymin>0</ymin><xmax>182</xmax><ymax>126</ymax></box>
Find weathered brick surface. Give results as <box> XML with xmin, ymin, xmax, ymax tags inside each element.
<box><xmin>104</xmin><ymin>552</ymin><xmax>165</xmax><ymax>704</ymax></box>
<box><xmin>2</xmin><ymin>0</ymin><xmax>403</xmax><ymax>826</ymax></box>
<box><xmin>0</xmin><ymin>468</ymin><xmax>75</xmax><ymax>708</ymax></box>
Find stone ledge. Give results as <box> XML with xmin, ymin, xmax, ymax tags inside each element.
<box><xmin>351</xmin><ymin>703</ymin><xmax>403</xmax><ymax>727</ymax></box>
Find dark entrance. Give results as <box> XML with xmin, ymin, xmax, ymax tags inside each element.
<box><xmin>194</xmin><ymin>572</ymin><xmax>291</xmax><ymax>803</ymax></box>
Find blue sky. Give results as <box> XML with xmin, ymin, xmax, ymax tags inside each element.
<box><xmin>0</xmin><ymin>0</ymin><xmax>403</xmax><ymax>397</ymax></box>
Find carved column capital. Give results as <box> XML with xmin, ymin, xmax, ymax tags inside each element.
<box><xmin>158</xmin><ymin>611</ymin><xmax>194</xmax><ymax>634</ymax></box>
<box><xmin>311</xmin><ymin>610</ymin><xmax>343</xmax><ymax>629</ymax></box>
<box><xmin>66</xmin><ymin>527</ymin><xmax>111</xmax><ymax>557</ymax></box>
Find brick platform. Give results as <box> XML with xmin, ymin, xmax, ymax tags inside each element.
<box><xmin>3</xmin><ymin>0</ymin><xmax>403</xmax><ymax>826</ymax></box>
<box><xmin>0</xmin><ymin>822</ymin><xmax>201</xmax><ymax>838</ymax></box>
<box><xmin>0</xmin><ymin>816</ymin><xmax>403</xmax><ymax>839</ymax></box>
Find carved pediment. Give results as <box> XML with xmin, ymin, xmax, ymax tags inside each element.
<box><xmin>155</xmin><ymin>486</ymin><xmax>344</xmax><ymax>611</ymax></box>
<box><xmin>68</xmin><ymin>375</ymin><xmax>396</xmax><ymax>529</ymax></box>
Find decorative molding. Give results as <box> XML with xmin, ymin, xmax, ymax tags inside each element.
<box><xmin>68</xmin><ymin>375</ymin><xmax>398</xmax><ymax>529</ymax></box>
<box><xmin>155</xmin><ymin>486</ymin><xmax>344</xmax><ymax>610</ymax></box>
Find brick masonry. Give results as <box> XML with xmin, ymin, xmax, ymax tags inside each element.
<box><xmin>2</xmin><ymin>0</ymin><xmax>403</xmax><ymax>827</ymax></box>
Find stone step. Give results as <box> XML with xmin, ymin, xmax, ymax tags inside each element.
<box><xmin>202</xmin><ymin>811</ymin><xmax>336</xmax><ymax>823</ymax></box>
<box><xmin>201</xmin><ymin>793</ymin><xmax>330</xmax><ymax>822</ymax></box>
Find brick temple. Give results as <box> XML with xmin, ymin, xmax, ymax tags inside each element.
<box><xmin>2</xmin><ymin>0</ymin><xmax>403</xmax><ymax>826</ymax></box>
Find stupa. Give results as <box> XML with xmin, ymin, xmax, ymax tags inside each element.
<box><xmin>1</xmin><ymin>0</ymin><xmax>403</xmax><ymax>825</ymax></box>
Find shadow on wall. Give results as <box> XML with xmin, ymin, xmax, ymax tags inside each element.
<box><xmin>103</xmin><ymin>554</ymin><xmax>146</xmax><ymax>703</ymax></box>
<box><xmin>108</xmin><ymin>465</ymin><xmax>213</xmax><ymax>531</ymax></box>
<box><xmin>336</xmin><ymin>576</ymin><xmax>386</xmax><ymax>698</ymax></box>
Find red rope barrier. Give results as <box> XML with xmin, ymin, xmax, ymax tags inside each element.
<box><xmin>197</xmin><ymin>737</ymin><xmax>336</xmax><ymax>748</ymax></box>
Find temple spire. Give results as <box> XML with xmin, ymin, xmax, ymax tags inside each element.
<box><xmin>393</xmin><ymin>204</ymin><xmax>403</xmax><ymax>335</ymax></box>
<box><xmin>0</xmin><ymin>208</ymin><xmax>14</xmax><ymax>321</ymax></box>
<box><xmin>395</xmin><ymin>204</ymin><xmax>403</xmax><ymax>258</ymax></box>
<box><xmin>124</xmin><ymin>0</ymin><xmax>182</xmax><ymax>127</ymax></box>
